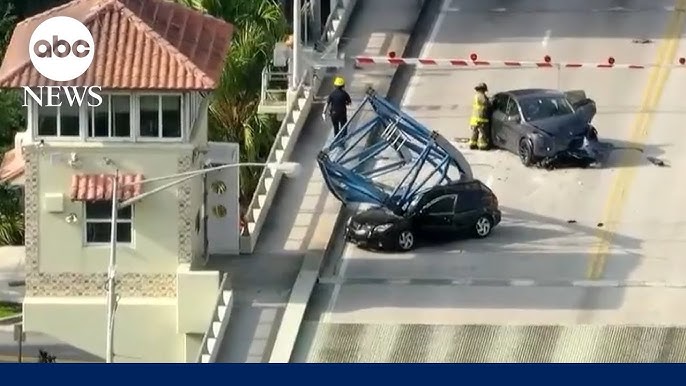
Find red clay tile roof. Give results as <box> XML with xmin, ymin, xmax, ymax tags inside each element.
<box><xmin>70</xmin><ymin>173</ymin><xmax>144</xmax><ymax>201</ymax></box>
<box><xmin>0</xmin><ymin>0</ymin><xmax>234</xmax><ymax>90</ymax></box>
<box><xmin>0</xmin><ymin>148</ymin><xmax>25</xmax><ymax>183</ymax></box>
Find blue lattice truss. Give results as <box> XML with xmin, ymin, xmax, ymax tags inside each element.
<box><xmin>317</xmin><ymin>87</ymin><xmax>474</xmax><ymax>213</ymax></box>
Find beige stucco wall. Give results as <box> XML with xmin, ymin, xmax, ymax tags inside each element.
<box><xmin>24</xmin><ymin>297</ymin><xmax>182</xmax><ymax>362</ymax></box>
<box><xmin>36</xmin><ymin>143</ymin><xmax>195</xmax><ymax>274</ymax></box>
<box><xmin>185</xmin><ymin>333</ymin><xmax>203</xmax><ymax>363</ymax></box>
<box><xmin>177</xmin><ymin>264</ymin><xmax>219</xmax><ymax>334</ymax></box>
<box><xmin>19</xmin><ymin>92</ymin><xmax>223</xmax><ymax>362</ymax></box>
<box><xmin>190</xmin><ymin>97</ymin><xmax>209</xmax><ymax>149</ymax></box>
<box><xmin>23</xmin><ymin>265</ymin><xmax>220</xmax><ymax>362</ymax></box>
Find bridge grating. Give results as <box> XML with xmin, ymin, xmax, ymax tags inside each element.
<box><xmin>296</xmin><ymin>323</ymin><xmax>686</xmax><ymax>362</ymax></box>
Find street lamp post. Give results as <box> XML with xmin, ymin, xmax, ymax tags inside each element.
<box><xmin>105</xmin><ymin>170</ymin><xmax>118</xmax><ymax>364</ymax></box>
<box><xmin>292</xmin><ymin>0</ymin><xmax>302</xmax><ymax>89</ymax></box>
<box><xmin>103</xmin><ymin>161</ymin><xmax>300</xmax><ymax>363</ymax></box>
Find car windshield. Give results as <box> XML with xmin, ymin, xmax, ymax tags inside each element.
<box><xmin>518</xmin><ymin>96</ymin><xmax>574</xmax><ymax>122</ymax></box>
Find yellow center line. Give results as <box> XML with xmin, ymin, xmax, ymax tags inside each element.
<box><xmin>587</xmin><ymin>0</ymin><xmax>686</xmax><ymax>280</ymax></box>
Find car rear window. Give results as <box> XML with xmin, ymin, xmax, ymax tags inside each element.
<box><xmin>478</xmin><ymin>181</ymin><xmax>494</xmax><ymax>194</ymax></box>
<box><xmin>519</xmin><ymin>96</ymin><xmax>574</xmax><ymax>121</ymax></box>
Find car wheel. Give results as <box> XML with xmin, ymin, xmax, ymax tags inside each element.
<box><xmin>474</xmin><ymin>215</ymin><xmax>494</xmax><ymax>238</ymax></box>
<box><xmin>397</xmin><ymin>230</ymin><xmax>415</xmax><ymax>251</ymax></box>
<box><xmin>518</xmin><ymin>138</ymin><xmax>535</xmax><ymax>166</ymax></box>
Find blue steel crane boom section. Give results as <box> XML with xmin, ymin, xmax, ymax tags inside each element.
<box><xmin>317</xmin><ymin>87</ymin><xmax>474</xmax><ymax>214</ymax></box>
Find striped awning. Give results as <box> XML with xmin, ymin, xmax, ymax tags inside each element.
<box><xmin>70</xmin><ymin>174</ymin><xmax>144</xmax><ymax>202</ymax></box>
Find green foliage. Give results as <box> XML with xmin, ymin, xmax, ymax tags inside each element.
<box><xmin>0</xmin><ymin>183</ymin><xmax>23</xmax><ymax>246</ymax></box>
<box><xmin>176</xmin><ymin>0</ymin><xmax>288</xmax><ymax>205</ymax></box>
<box><xmin>0</xmin><ymin>1</ymin><xmax>24</xmax><ymax>152</ymax></box>
<box><xmin>0</xmin><ymin>1</ymin><xmax>26</xmax><ymax>246</ymax></box>
<box><xmin>0</xmin><ymin>300</ymin><xmax>21</xmax><ymax>318</ymax></box>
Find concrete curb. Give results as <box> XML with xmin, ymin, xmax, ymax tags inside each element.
<box><xmin>0</xmin><ymin>314</ymin><xmax>22</xmax><ymax>325</ymax></box>
<box><xmin>268</xmin><ymin>0</ymin><xmax>438</xmax><ymax>363</ymax></box>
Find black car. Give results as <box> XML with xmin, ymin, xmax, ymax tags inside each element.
<box><xmin>345</xmin><ymin>180</ymin><xmax>501</xmax><ymax>251</ymax></box>
<box><xmin>489</xmin><ymin>88</ymin><xmax>601</xmax><ymax>167</ymax></box>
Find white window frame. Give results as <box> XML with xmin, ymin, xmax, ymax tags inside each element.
<box><xmin>85</xmin><ymin>93</ymin><xmax>135</xmax><ymax>142</ymax></box>
<box><xmin>83</xmin><ymin>201</ymin><xmax>135</xmax><ymax>246</ymax></box>
<box><xmin>422</xmin><ymin>194</ymin><xmax>458</xmax><ymax>215</ymax></box>
<box><xmin>32</xmin><ymin>92</ymin><xmax>84</xmax><ymax>141</ymax></box>
<box><xmin>136</xmin><ymin>93</ymin><xmax>185</xmax><ymax>142</ymax></box>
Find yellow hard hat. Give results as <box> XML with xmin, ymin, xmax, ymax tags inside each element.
<box><xmin>333</xmin><ymin>76</ymin><xmax>345</xmax><ymax>87</ymax></box>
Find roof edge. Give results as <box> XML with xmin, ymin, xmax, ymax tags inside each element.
<box><xmin>16</xmin><ymin>0</ymin><xmax>94</xmax><ymax>27</ymax></box>
<box><xmin>110</xmin><ymin>4</ymin><xmax>218</xmax><ymax>89</ymax></box>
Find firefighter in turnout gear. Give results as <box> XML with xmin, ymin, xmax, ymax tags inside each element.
<box><xmin>469</xmin><ymin>82</ymin><xmax>491</xmax><ymax>150</ymax></box>
<box><xmin>323</xmin><ymin>76</ymin><xmax>352</xmax><ymax>137</ymax></box>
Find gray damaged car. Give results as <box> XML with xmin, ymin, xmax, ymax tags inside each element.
<box><xmin>488</xmin><ymin>88</ymin><xmax>601</xmax><ymax>168</ymax></box>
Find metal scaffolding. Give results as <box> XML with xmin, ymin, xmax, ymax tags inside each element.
<box><xmin>317</xmin><ymin>87</ymin><xmax>474</xmax><ymax>214</ymax></box>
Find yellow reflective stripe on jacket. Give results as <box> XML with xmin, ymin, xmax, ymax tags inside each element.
<box><xmin>470</xmin><ymin>94</ymin><xmax>489</xmax><ymax>125</ymax></box>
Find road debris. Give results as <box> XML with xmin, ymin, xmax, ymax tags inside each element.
<box><xmin>647</xmin><ymin>156</ymin><xmax>668</xmax><ymax>167</ymax></box>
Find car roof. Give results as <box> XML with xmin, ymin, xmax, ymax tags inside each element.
<box><xmin>502</xmin><ymin>88</ymin><xmax>565</xmax><ymax>99</ymax></box>
<box><xmin>423</xmin><ymin>179</ymin><xmax>485</xmax><ymax>195</ymax></box>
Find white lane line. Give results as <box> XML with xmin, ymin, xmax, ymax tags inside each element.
<box><xmin>541</xmin><ymin>29</ymin><xmax>551</xmax><ymax>48</ymax></box>
<box><xmin>401</xmin><ymin>0</ymin><xmax>451</xmax><ymax>107</ymax></box>
<box><xmin>490</xmin><ymin>7</ymin><xmax>507</xmax><ymax>12</ymax></box>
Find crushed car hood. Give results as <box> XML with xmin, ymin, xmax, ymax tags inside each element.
<box><xmin>528</xmin><ymin>111</ymin><xmax>593</xmax><ymax>137</ymax></box>
<box><xmin>352</xmin><ymin>208</ymin><xmax>404</xmax><ymax>226</ymax></box>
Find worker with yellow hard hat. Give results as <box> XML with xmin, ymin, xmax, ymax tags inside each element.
<box><xmin>323</xmin><ymin>76</ymin><xmax>352</xmax><ymax>137</ymax></box>
<box><xmin>469</xmin><ymin>82</ymin><xmax>491</xmax><ymax>150</ymax></box>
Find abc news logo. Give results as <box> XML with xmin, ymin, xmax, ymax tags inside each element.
<box><xmin>33</xmin><ymin>35</ymin><xmax>91</xmax><ymax>59</ymax></box>
<box><xmin>23</xmin><ymin>16</ymin><xmax>102</xmax><ymax>107</ymax></box>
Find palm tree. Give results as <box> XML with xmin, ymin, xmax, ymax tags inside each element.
<box><xmin>176</xmin><ymin>0</ymin><xmax>288</xmax><ymax>206</ymax></box>
<box><xmin>0</xmin><ymin>183</ymin><xmax>24</xmax><ymax>246</ymax></box>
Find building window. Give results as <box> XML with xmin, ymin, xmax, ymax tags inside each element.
<box><xmin>85</xmin><ymin>201</ymin><xmax>133</xmax><ymax>244</ymax></box>
<box><xmin>36</xmin><ymin>92</ymin><xmax>80</xmax><ymax>137</ymax></box>
<box><xmin>88</xmin><ymin>95</ymin><xmax>131</xmax><ymax>138</ymax></box>
<box><xmin>139</xmin><ymin>95</ymin><xmax>182</xmax><ymax>139</ymax></box>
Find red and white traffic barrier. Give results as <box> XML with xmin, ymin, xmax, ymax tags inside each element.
<box><xmin>355</xmin><ymin>53</ymin><xmax>686</xmax><ymax>69</ymax></box>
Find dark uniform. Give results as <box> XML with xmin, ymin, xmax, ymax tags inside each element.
<box><xmin>325</xmin><ymin>77</ymin><xmax>352</xmax><ymax>137</ymax></box>
<box><xmin>469</xmin><ymin>82</ymin><xmax>491</xmax><ymax>150</ymax></box>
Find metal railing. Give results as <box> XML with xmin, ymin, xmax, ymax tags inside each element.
<box><xmin>195</xmin><ymin>272</ymin><xmax>232</xmax><ymax>363</ymax></box>
<box><xmin>244</xmin><ymin>67</ymin><xmax>314</xmax><ymax>238</ymax></box>
<box><xmin>301</xmin><ymin>0</ymin><xmax>313</xmax><ymax>46</ymax></box>
<box><xmin>260</xmin><ymin>66</ymin><xmax>290</xmax><ymax>107</ymax></box>
<box><xmin>317</xmin><ymin>0</ymin><xmax>343</xmax><ymax>48</ymax></box>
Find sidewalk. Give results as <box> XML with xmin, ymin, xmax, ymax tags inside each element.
<box><xmin>0</xmin><ymin>246</ymin><xmax>25</xmax><ymax>303</ymax></box>
<box><xmin>209</xmin><ymin>0</ymin><xmax>426</xmax><ymax>362</ymax></box>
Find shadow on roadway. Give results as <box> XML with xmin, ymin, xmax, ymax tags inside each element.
<box><xmin>311</xmin><ymin>205</ymin><xmax>642</xmax><ymax>312</ymax></box>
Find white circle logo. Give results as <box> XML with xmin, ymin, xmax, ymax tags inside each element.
<box><xmin>28</xmin><ymin>16</ymin><xmax>95</xmax><ymax>82</ymax></box>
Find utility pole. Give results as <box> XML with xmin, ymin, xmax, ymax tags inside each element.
<box><xmin>105</xmin><ymin>171</ymin><xmax>118</xmax><ymax>363</ymax></box>
<box><xmin>292</xmin><ymin>0</ymin><xmax>302</xmax><ymax>89</ymax></box>
<box><xmin>101</xmin><ymin>161</ymin><xmax>299</xmax><ymax>363</ymax></box>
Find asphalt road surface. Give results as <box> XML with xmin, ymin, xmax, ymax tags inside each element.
<box><xmin>291</xmin><ymin>0</ymin><xmax>686</xmax><ymax>362</ymax></box>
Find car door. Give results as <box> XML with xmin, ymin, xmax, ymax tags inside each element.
<box><xmin>489</xmin><ymin>94</ymin><xmax>509</xmax><ymax>147</ymax></box>
<box><xmin>415</xmin><ymin>194</ymin><xmax>457</xmax><ymax>235</ymax></box>
<box><xmin>498</xmin><ymin>97</ymin><xmax>526</xmax><ymax>152</ymax></box>
<box><xmin>451</xmin><ymin>189</ymin><xmax>484</xmax><ymax>232</ymax></box>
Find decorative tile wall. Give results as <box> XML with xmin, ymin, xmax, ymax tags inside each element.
<box><xmin>23</xmin><ymin>147</ymin><xmax>179</xmax><ymax>298</ymax></box>
<box><xmin>25</xmin><ymin>272</ymin><xmax>177</xmax><ymax>297</ymax></box>
<box><xmin>177</xmin><ymin>154</ymin><xmax>194</xmax><ymax>264</ymax></box>
<box><xmin>23</xmin><ymin>148</ymin><xmax>39</xmax><ymax>274</ymax></box>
